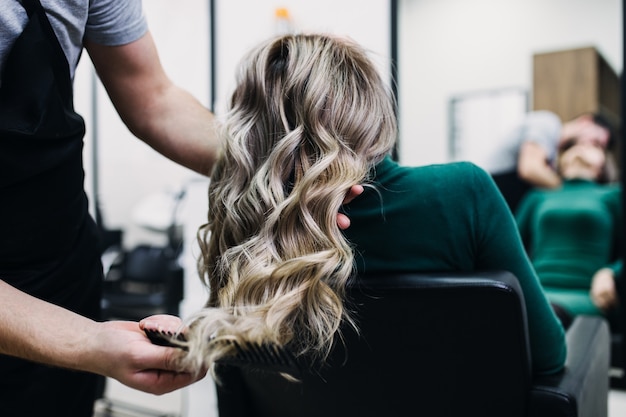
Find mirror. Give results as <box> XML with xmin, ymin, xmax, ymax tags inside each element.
<box><xmin>394</xmin><ymin>0</ymin><xmax>622</xmax><ymax>168</ymax></box>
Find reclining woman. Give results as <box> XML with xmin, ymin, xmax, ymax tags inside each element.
<box><xmin>162</xmin><ymin>33</ymin><xmax>566</xmax><ymax>376</ymax></box>
<box><xmin>516</xmin><ymin>115</ymin><xmax>622</xmax><ymax>328</ymax></box>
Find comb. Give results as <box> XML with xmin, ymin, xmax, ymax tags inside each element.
<box><xmin>144</xmin><ymin>328</ymin><xmax>302</xmax><ymax>377</ymax></box>
<box><xmin>144</xmin><ymin>328</ymin><xmax>188</xmax><ymax>349</ymax></box>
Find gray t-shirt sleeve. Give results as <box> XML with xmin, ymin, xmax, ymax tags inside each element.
<box><xmin>519</xmin><ymin>111</ymin><xmax>562</xmax><ymax>162</ymax></box>
<box><xmin>84</xmin><ymin>0</ymin><xmax>148</xmax><ymax>46</ymax></box>
<box><xmin>484</xmin><ymin>110</ymin><xmax>562</xmax><ymax>175</ymax></box>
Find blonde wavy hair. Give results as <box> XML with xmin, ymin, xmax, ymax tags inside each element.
<box><xmin>180</xmin><ymin>33</ymin><xmax>397</xmax><ymax>374</ymax></box>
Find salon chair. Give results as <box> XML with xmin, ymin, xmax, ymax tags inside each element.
<box><xmin>214</xmin><ymin>271</ymin><xmax>610</xmax><ymax>417</ymax></box>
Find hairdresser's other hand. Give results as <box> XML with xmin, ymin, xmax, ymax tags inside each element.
<box><xmin>337</xmin><ymin>185</ymin><xmax>364</xmax><ymax>230</ymax></box>
<box><xmin>591</xmin><ymin>268</ymin><xmax>618</xmax><ymax>311</ymax></box>
<box><xmin>90</xmin><ymin>319</ymin><xmax>205</xmax><ymax>395</ymax></box>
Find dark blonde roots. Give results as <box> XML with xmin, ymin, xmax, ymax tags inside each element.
<box><xmin>180</xmin><ymin>34</ymin><xmax>397</xmax><ymax>374</ymax></box>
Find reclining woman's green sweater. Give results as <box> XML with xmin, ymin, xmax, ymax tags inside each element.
<box><xmin>515</xmin><ymin>179</ymin><xmax>622</xmax><ymax>317</ymax></box>
<box><xmin>342</xmin><ymin>156</ymin><xmax>566</xmax><ymax>375</ymax></box>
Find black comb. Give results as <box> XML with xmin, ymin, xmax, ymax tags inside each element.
<box><xmin>144</xmin><ymin>328</ymin><xmax>188</xmax><ymax>349</ymax></box>
<box><xmin>144</xmin><ymin>328</ymin><xmax>302</xmax><ymax>377</ymax></box>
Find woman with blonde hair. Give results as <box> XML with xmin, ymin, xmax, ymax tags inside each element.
<box><xmin>164</xmin><ymin>33</ymin><xmax>566</xmax><ymax>377</ymax></box>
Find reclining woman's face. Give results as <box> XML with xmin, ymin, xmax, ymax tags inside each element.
<box><xmin>557</xmin><ymin>142</ymin><xmax>606</xmax><ymax>181</ymax></box>
<box><xmin>560</xmin><ymin>116</ymin><xmax>611</xmax><ymax>149</ymax></box>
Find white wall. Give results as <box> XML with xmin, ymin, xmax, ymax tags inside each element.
<box><xmin>213</xmin><ymin>0</ymin><xmax>391</xmax><ymax>114</ymax></box>
<box><xmin>397</xmin><ymin>0</ymin><xmax>623</xmax><ymax>167</ymax></box>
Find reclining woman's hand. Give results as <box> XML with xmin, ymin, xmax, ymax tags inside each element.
<box><xmin>591</xmin><ymin>268</ymin><xmax>618</xmax><ymax>311</ymax></box>
<box><xmin>337</xmin><ymin>185</ymin><xmax>363</xmax><ymax>230</ymax></box>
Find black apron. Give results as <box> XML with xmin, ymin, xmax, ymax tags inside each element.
<box><xmin>0</xmin><ymin>0</ymin><xmax>102</xmax><ymax>415</ymax></box>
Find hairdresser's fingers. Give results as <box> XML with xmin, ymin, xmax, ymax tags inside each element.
<box><xmin>337</xmin><ymin>185</ymin><xmax>364</xmax><ymax>230</ymax></box>
<box><xmin>93</xmin><ymin>321</ymin><xmax>204</xmax><ymax>394</ymax></box>
<box><xmin>128</xmin><ymin>367</ymin><xmax>204</xmax><ymax>395</ymax></box>
<box><xmin>343</xmin><ymin>185</ymin><xmax>364</xmax><ymax>205</ymax></box>
<box><xmin>132</xmin><ymin>347</ymin><xmax>209</xmax><ymax>394</ymax></box>
<box><xmin>140</xmin><ymin>314</ymin><xmax>184</xmax><ymax>333</ymax></box>
<box><xmin>130</xmin><ymin>339</ymin><xmax>196</xmax><ymax>373</ymax></box>
<box><xmin>337</xmin><ymin>213</ymin><xmax>351</xmax><ymax>230</ymax></box>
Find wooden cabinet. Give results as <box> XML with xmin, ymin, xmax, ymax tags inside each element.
<box><xmin>532</xmin><ymin>46</ymin><xmax>620</xmax><ymax>127</ymax></box>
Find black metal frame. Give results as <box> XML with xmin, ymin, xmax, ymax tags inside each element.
<box><xmin>209</xmin><ymin>0</ymin><xmax>216</xmax><ymax>112</ymax></box>
<box><xmin>390</xmin><ymin>0</ymin><xmax>399</xmax><ymax>160</ymax></box>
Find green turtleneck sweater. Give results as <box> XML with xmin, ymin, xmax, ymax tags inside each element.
<box><xmin>516</xmin><ymin>179</ymin><xmax>622</xmax><ymax>316</ymax></box>
<box><xmin>343</xmin><ymin>156</ymin><xmax>566</xmax><ymax>375</ymax></box>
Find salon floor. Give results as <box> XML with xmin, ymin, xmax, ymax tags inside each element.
<box><xmin>609</xmin><ymin>389</ymin><xmax>626</xmax><ymax>416</ymax></box>
<box><xmin>93</xmin><ymin>377</ymin><xmax>626</xmax><ymax>417</ymax></box>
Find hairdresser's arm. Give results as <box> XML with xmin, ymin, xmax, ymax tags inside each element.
<box><xmin>85</xmin><ymin>32</ymin><xmax>220</xmax><ymax>176</ymax></box>
<box><xmin>517</xmin><ymin>141</ymin><xmax>561</xmax><ymax>189</ymax></box>
<box><xmin>0</xmin><ymin>280</ymin><xmax>204</xmax><ymax>395</ymax></box>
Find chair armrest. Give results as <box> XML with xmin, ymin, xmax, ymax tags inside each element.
<box><xmin>528</xmin><ymin>315</ymin><xmax>610</xmax><ymax>417</ymax></box>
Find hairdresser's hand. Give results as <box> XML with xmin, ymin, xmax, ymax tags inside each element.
<box><xmin>139</xmin><ymin>314</ymin><xmax>185</xmax><ymax>334</ymax></box>
<box><xmin>89</xmin><ymin>319</ymin><xmax>205</xmax><ymax>395</ymax></box>
<box><xmin>591</xmin><ymin>268</ymin><xmax>618</xmax><ymax>311</ymax></box>
<box><xmin>337</xmin><ymin>185</ymin><xmax>364</xmax><ymax>230</ymax></box>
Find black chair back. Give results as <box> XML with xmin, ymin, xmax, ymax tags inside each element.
<box><xmin>216</xmin><ymin>271</ymin><xmax>532</xmax><ymax>417</ymax></box>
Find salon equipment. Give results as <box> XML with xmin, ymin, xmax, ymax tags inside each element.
<box><xmin>100</xmin><ymin>187</ymin><xmax>186</xmax><ymax>321</ymax></box>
